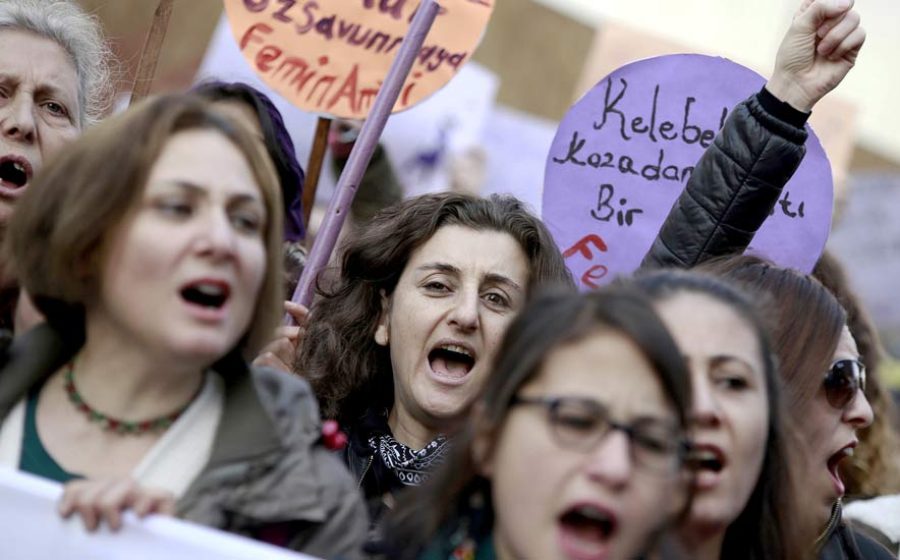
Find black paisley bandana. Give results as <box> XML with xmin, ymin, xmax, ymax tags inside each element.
<box><xmin>368</xmin><ymin>432</ymin><xmax>451</xmax><ymax>486</ymax></box>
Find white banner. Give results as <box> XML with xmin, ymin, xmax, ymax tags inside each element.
<box><xmin>0</xmin><ymin>468</ymin><xmax>320</xmax><ymax>560</ymax></box>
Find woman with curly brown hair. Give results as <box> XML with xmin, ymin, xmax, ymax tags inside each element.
<box><xmin>300</xmin><ymin>193</ymin><xmax>573</xmax><ymax>526</ymax></box>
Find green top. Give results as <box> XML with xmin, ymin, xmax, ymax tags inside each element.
<box><xmin>19</xmin><ymin>389</ymin><xmax>80</xmax><ymax>483</ymax></box>
<box><xmin>420</xmin><ymin>530</ymin><xmax>496</xmax><ymax>560</ymax></box>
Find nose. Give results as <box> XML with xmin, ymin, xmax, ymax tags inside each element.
<box><xmin>1</xmin><ymin>94</ymin><xmax>37</xmax><ymax>145</ymax></box>
<box><xmin>447</xmin><ymin>286</ymin><xmax>479</xmax><ymax>332</ymax></box>
<box><xmin>197</xmin><ymin>209</ymin><xmax>238</xmax><ymax>260</ymax></box>
<box><xmin>844</xmin><ymin>389</ymin><xmax>874</xmax><ymax>430</ymax></box>
<box><xmin>689</xmin><ymin>375</ymin><xmax>721</xmax><ymax>428</ymax></box>
<box><xmin>584</xmin><ymin>430</ymin><xmax>633</xmax><ymax>489</ymax></box>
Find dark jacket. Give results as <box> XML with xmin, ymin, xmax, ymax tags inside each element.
<box><xmin>0</xmin><ymin>324</ymin><xmax>368</xmax><ymax>559</ymax></box>
<box><xmin>638</xmin><ymin>91</ymin><xmax>894</xmax><ymax>560</ymax></box>
<box><xmin>641</xmin><ymin>88</ymin><xmax>809</xmax><ymax>269</ymax></box>
<box><xmin>819</xmin><ymin>502</ymin><xmax>895</xmax><ymax>560</ymax></box>
<box><xmin>343</xmin><ymin>410</ymin><xmax>408</xmax><ymax>534</ymax></box>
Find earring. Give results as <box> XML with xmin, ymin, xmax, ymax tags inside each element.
<box><xmin>374</xmin><ymin>324</ymin><xmax>389</xmax><ymax>346</ymax></box>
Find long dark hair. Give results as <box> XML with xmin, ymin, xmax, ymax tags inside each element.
<box><xmin>633</xmin><ymin>268</ymin><xmax>811</xmax><ymax>560</ymax></box>
<box><xmin>302</xmin><ymin>193</ymin><xmax>574</xmax><ymax>424</ymax></box>
<box><xmin>384</xmin><ymin>286</ymin><xmax>692</xmax><ymax>559</ymax></box>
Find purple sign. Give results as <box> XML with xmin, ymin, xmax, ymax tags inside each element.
<box><xmin>543</xmin><ymin>54</ymin><xmax>833</xmax><ymax>289</ymax></box>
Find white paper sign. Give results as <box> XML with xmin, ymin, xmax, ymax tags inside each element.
<box><xmin>0</xmin><ymin>468</ymin><xmax>319</xmax><ymax>560</ymax></box>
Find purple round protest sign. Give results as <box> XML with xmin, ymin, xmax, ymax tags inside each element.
<box><xmin>543</xmin><ymin>54</ymin><xmax>832</xmax><ymax>289</ymax></box>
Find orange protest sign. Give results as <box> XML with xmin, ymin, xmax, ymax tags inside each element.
<box><xmin>223</xmin><ymin>0</ymin><xmax>493</xmax><ymax>119</ymax></box>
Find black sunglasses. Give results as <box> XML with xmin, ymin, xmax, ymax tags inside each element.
<box><xmin>823</xmin><ymin>359</ymin><xmax>866</xmax><ymax>410</ymax></box>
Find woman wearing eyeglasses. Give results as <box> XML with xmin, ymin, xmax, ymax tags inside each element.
<box><xmin>382</xmin><ymin>287</ymin><xmax>693</xmax><ymax>560</ymax></box>
<box><xmin>633</xmin><ymin>270</ymin><xmax>811</xmax><ymax>560</ymax></box>
<box><xmin>700</xmin><ymin>255</ymin><xmax>893</xmax><ymax>560</ymax></box>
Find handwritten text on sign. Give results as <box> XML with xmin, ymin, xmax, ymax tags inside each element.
<box><xmin>223</xmin><ymin>0</ymin><xmax>493</xmax><ymax>119</ymax></box>
<box><xmin>542</xmin><ymin>55</ymin><xmax>833</xmax><ymax>289</ymax></box>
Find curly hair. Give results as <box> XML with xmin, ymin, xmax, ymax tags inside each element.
<box><xmin>0</xmin><ymin>0</ymin><xmax>116</xmax><ymax>127</ymax></box>
<box><xmin>301</xmin><ymin>193</ymin><xmax>574</xmax><ymax>424</ymax></box>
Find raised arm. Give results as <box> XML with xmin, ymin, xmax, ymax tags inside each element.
<box><xmin>641</xmin><ymin>0</ymin><xmax>864</xmax><ymax>269</ymax></box>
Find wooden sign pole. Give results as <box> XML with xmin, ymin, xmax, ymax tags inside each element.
<box><xmin>129</xmin><ymin>0</ymin><xmax>175</xmax><ymax>104</ymax></box>
<box><xmin>301</xmin><ymin>116</ymin><xmax>333</xmax><ymax>231</ymax></box>
<box><xmin>287</xmin><ymin>0</ymin><xmax>442</xmax><ymax>319</ymax></box>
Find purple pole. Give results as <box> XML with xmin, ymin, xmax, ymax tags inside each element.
<box><xmin>287</xmin><ymin>0</ymin><xmax>442</xmax><ymax>320</ymax></box>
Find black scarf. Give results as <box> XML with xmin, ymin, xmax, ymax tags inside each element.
<box><xmin>358</xmin><ymin>408</ymin><xmax>451</xmax><ymax>487</ymax></box>
<box><xmin>368</xmin><ymin>431</ymin><xmax>450</xmax><ymax>486</ymax></box>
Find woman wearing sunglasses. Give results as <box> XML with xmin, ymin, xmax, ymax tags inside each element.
<box><xmin>382</xmin><ymin>287</ymin><xmax>693</xmax><ymax>560</ymax></box>
<box><xmin>700</xmin><ymin>255</ymin><xmax>893</xmax><ymax>560</ymax></box>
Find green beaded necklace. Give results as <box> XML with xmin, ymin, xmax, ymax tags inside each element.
<box><xmin>63</xmin><ymin>363</ymin><xmax>196</xmax><ymax>435</ymax></box>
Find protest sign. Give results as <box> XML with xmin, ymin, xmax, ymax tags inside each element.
<box><xmin>575</xmin><ymin>21</ymin><xmax>858</xmax><ymax>207</ymax></box>
<box><xmin>543</xmin><ymin>54</ymin><xmax>833</xmax><ymax>289</ymax></box>
<box><xmin>291</xmin><ymin>0</ymin><xmax>441</xmax><ymax>309</ymax></box>
<box><xmin>0</xmin><ymin>468</ymin><xmax>317</xmax><ymax>560</ymax></box>
<box><xmin>223</xmin><ymin>0</ymin><xmax>494</xmax><ymax>119</ymax></box>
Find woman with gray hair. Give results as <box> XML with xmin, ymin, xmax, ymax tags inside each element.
<box><xmin>0</xmin><ymin>0</ymin><xmax>114</xmax><ymax>222</ymax></box>
<box><xmin>0</xmin><ymin>0</ymin><xmax>115</xmax><ymax>330</ymax></box>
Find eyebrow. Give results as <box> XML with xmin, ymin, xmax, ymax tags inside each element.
<box><xmin>162</xmin><ymin>180</ymin><xmax>263</xmax><ymax>205</ymax></box>
<box><xmin>708</xmin><ymin>355</ymin><xmax>757</xmax><ymax>371</ymax></box>
<box><xmin>35</xmin><ymin>83</ymin><xmax>75</xmax><ymax>104</ymax></box>
<box><xmin>416</xmin><ymin>262</ymin><xmax>523</xmax><ymax>292</ymax></box>
<box><xmin>0</xmin><ymin>74</ymin><xmax>75</xmax><ymax>104</ymax></box>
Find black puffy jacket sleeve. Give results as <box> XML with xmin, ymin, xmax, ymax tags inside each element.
<box><xmin>640</xmin><ymin>92</ymin><xmax>809</xmax><ymax>269</ymax></box>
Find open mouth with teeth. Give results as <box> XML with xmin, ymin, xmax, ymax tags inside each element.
<box><xmin>180</xmin><ymin>281</ymin><xmax>230</xmax><ymax>310</ymax></box>
<box><xmin>428</xmin><ymin>343</ymin><xmax>476</xmax><ymax>381</ymax></box>
<box><xmin>826</xmin><ymin>446</ymin><xmax>854</xmax><ymax>497</ymax></box>
<box><xmin>0</xmin><ymin>158</ymin><xmax>31</xmax><ymax>190</ymax></box>
<box><xmin>687</xmin><ymin>448</ymin><xmax>725</xmax><ymax>473</ymax></box>
<box><xmin>558</xmin><ymin>504</ymin><xmax>617</xmax><ymax>560</ymax></box>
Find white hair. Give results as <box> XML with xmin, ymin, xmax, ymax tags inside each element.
<box><xmin>0</xmin><ymin>0</ymin><xmax>115</xmax><ymax>127</ymax></box>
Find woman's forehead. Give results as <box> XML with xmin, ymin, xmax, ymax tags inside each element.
<box><xmin>406</xmin><ymin>225</ymin><xmax>529</xmax><ymax>280</ymax></box>
<box><xmin>525</xmin><ymin>330</ymin><xmax>674</xmax><ymax>420</ymax></box>
<box><xmin>0</xmin><ymin>29</ymin><xmax>80</xmax><ymax>107</ymax></box>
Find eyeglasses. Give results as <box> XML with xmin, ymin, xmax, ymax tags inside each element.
<box><xmin>511</xmin><ymin>395</ymin><xmax>687</xmax><ymax>474</ymax></box>
<box><xmin>823</xmin><ymin>359</ymin><xmax>867</xmax><ymax>410</ymax></box>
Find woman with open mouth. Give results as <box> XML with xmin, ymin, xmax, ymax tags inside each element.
<box><xmin>0</xmin><ymin>0</ymin><xmax>115</xmax><ymax>331</ymax></box>
<box><xmin>634</xmin><ymin>270</ymin><xmax>812</xmax><ymax>560</ymax></box>
<box><xmin>0</xmin><ymin>95</ymin><xmax>367</xmax><ymax>558</ymax></box>
<box><xmin>702</xmin><ymin>255</ymin><xmax>893</xmax><ymax>560</ymax></box>
<box><xmin>382</xmin><ymin>286</ymin><xmax>693</xmax><ymax>560</ymax></box>
<box><xmin>301</xmin><ymin>192</ymin><xmax>574</xmax><ymax>529</ymax></box>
